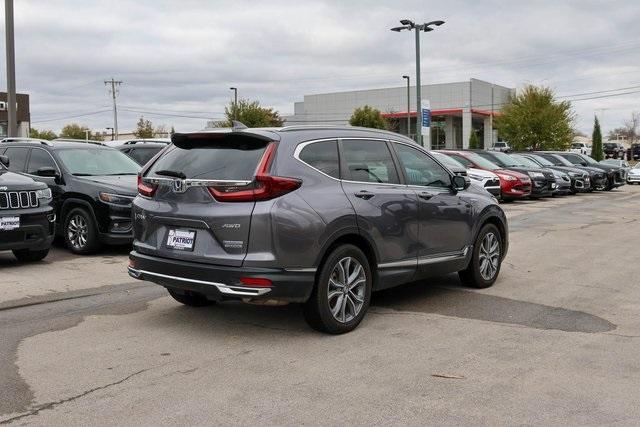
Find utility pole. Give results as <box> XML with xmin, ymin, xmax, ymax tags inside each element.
<box><xmin>402</xmin><ymin>75</ymin><xmax>410</xmax><ymax>137</ymax></box>
<box><xmin>104</xmin><ymin>78</ymin><xmax>122</xmax><ymax>140</ymax></box>
<box><xmin>229</xmin><ymin>87</ymin><xmax>238</xmax><ymax>120</ymax></box>
<box><xmin>5</xmin><ymin>0</ymin><xmax>17</xmax><ymax>137</ymax></box>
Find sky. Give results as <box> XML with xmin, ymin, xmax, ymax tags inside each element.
<box><xmin>1</xmin><ymin>0</ymin><xmax>639</xmax><ymax>137</ymax></box>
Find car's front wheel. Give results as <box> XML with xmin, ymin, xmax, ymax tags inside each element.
<box><xmin>64</xmin><ymin>207</ymin><xmax>101</xmax><ymax>254</ymax></box>
<box><xmin>459</xmin><ymin>224</ymin><xmax>503</xmax><ymax>289</ymax></box>
<box><xmin>304</xmin><ymin>244</ymin><xmax>372</xmax><ymax>334</ymax></box>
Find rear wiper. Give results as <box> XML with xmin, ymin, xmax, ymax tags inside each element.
<box><xmin>73</xmin><ymin>173</ymin><xmax>94</xmax><ymax>176</ymax></box>
<box><xmin>105</xmin><ymin>173</ymin><xmax>137</xmax><ymax>176</ymax></box>
<box><xmin>155</xmin><ymin>169</ymin><xmax>186</xmax><ymax>179</ymax></box>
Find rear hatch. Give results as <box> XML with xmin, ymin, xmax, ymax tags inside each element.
<box><xmin>135</xmin><ymin>132</ymin><xmax>274</xmax><ymax>267</ymax></box>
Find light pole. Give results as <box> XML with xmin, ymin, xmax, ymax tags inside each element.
<box><xmin>5</xmin><ymin>0</ymin><xmax>17</xmax><ymax>137</ymax></box>
<box><xmin>391</xmin><ymin>19</ymin><xmax>445</xmax><ymax>147</ymax></box>
<box><xmin>229</xmin><ymin>87</ymin><xmax>238</xmax><ymax>120</ymax></box>
<box><xmin>402</xmin><ymin>75</ymin><xmax>410</xmax><ymax>137</ymax></box>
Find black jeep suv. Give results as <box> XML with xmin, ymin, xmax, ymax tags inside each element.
<box><xmin>0</xmin><ymin>154</ymin><xmax>55</xmax><ymax>261</ymax></box>
<box><xmin>0</xmin><ymin>139</ymin><xmax>140</xmax><ymax>254</ymax></box>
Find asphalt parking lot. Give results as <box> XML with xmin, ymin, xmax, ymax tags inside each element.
<box><xmin>1</xmin><ymin>186</ymin><xmax>639</xmax><ymax>425</ymax></box>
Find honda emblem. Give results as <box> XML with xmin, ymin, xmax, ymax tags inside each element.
<box><xmin>173</xmin><ymin>179</ymin><xmax>186</xmax><ymax>193</ymax></box>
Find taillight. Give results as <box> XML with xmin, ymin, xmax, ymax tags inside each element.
<box><xmin>208</xmin><ymin>142</ymin><xmax>302</xmax><ymax>202</ymax></box>
<box><xmin>137</xmin><ymin>175</ymin><xmax>158</xmax><ymax>197</ymax></box>
<box><xmin>239</xmin><ymin>277</ymin><xmax>273</xmax><ymax>287</ymax></box>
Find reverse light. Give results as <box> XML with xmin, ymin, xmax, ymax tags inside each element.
<box><xmin>239</xmin><ymin>277</ymin><xmax>273</xmax><ymax>287</ymax></box>
<box><xmin>208</xmin><ymin>143</ymin><xmax>302</xmax><ymax>202</ymax></box>
<box><xmin>137</xmin><ymin>175</ymin><xmax>158</xmax><ymax>197</ymax></box>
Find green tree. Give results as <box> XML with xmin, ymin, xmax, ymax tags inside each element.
<box><xmin>59</xmin><ymin>123</ymin><xmax>103</xmax><ymax>141</ymax></box>
<box><xmin>29</xmin><ymin>128</ymin><xmax>57</xmax><ymax>140</ymax></box>
<box><xmin>217</xmin><ymin>99</ymin><xmax>284</xmax><ymax>128</ymax></box>
<box><xmin>469</xmin><ymin>130</ymin><xmax>480</xmax><ymax>149</ymax></box>
<box><xmin>592</xmin><ymin>116</ymin><xmax>603</xmax><ymax>161</ymax></box>
<box><xmin>495</xmin><ymin>85</ymin><xmax>574</xmax><ymax>151</ymax></box>
<box><xmin>134</xmin><ymin>116</ymin><xmax>155</xmax><ymax>138</ymax></box>
<box><xmin>349</xmin><ymin>105</ymin><xmax>388</xmax><ymax>130</ymax></box>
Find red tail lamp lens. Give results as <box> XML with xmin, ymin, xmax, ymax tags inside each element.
<box><xmin>239</xmin><ymin>277</ymin><xmax>273</xmax><ymax>287</ymax></box>
<box><xmin>138</xmin><ymin>175</ymin><xmax>158</xmax><ymax>197</ymax></box>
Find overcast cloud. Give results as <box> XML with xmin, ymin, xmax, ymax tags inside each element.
<box><xmin>1</xmin><ymin>0</ymin><xmax>639</xmax><ymax>135</ymax></box>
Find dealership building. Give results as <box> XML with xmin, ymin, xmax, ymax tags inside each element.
<box><xmin>284</xmin><ymin>78</ymin><xmax>514</xmax><ymax>149</ymax></box>
<box><xmin>0</xmin><ymin>92</ymin><xmax>30</xmax><ymax>138</ymax></box>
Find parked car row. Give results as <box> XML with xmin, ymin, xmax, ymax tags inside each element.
<box><xmin>0</xmin><ymin>128</ymin><xmax>630</xmax><ymax>334</ymax></box>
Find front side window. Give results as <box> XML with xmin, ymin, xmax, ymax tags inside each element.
<box><xmin>393</xmin><ymin>143</ymin><xmax>451</xmax><ymax>188</ymax></box>
<box><xmin>27</xmin><ymin>149</ymin><xmax>57</xmax><ymax>175</ymax></box>
<box><xmin>341</xmin><ymin>139</ymin><xmax>399</xmax><ymax>184</ymax></box>
<box><xmin>3</xmin><ymin>147</ymin><xmax>29</xmax><ymax>172</ymax></box>
<box><xmin>129</xmin><ymin>147</ymin><xmax>162</xmax><ymax>166</ymax></box>
<box><xmin>299</xmin><ymin>140</ymin><xmax>340</xmax><ymax>178</ymax></box>
<box><xmin>57</xmin><ymin>148</ymin><xmax>140</xmax><ymax>176</ymax></box>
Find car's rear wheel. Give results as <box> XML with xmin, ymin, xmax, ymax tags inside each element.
<box><xmin>459</xmin><ymin>224</ymin><xmax>503</xmax><ymax>289</ymax></box>
<box><xmin>167</xmin><ymin>289</ymin><xmax>215</xmax><ymax>307</ymax></box>
<box><xmin>303</xmin><ymin>244</ymin><xmax>372</xmax><ymax>334</ymax></box>
<box><xmin>12</xmin><ymin>248</ymin><xmax>50</xmax><ymax>262</ymax></box>
<box><xmin>64</xmin><ymin>207</ymin><xmax>101</xmax><ymax>254</ymax></box>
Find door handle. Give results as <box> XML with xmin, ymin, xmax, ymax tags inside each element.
<box><xmin>418</xmin><ymin>191</ymin><xmax>434</xmax><ymax>200</ymax></box>
<box><xmin>354</xmin><ymin>190</ymin><xmax>375</xmax><ymax>200</ymax></box>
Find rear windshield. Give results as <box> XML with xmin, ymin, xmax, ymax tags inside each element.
<box><xmin>603</xmin><ymin>143</ymin><xmax>616</xmax><ymax>149</ymax></box>
<box><xmin>148</xmin><ymin>138</ymin><xmax>268</xmax><ymax>180</ymax></box>
<box><xmin>571</xmin><ymin>143</ymin><xmax>583</xmax><ymax>149</ymax></box>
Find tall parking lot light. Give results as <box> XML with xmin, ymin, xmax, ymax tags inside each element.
<box><xmin>5</xmin><ymin>0</ymin><xmax>17</xmax><ymax>137</ymax></box>
<box><xmin>402</xmin><ymin>75</ymin><xmax>410</xmax><ymax>137</ymax></box>
<box><xmin>391</xmin><ymin>19</ymin><xmax>445</xmax><ymax>146</ymax></box>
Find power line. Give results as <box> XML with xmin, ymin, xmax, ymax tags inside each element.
<box><xmin>120</xmin><ymin>108</ymin><xmax>223</xmax><ymax>120</ymax></box>
<box><xmin>31</xmin><ymin>109</ymin><xmax>112</xmax><ymax>124</ymax></box>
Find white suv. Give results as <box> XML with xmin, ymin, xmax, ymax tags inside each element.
<box><xmin>490</xmin><ymin>141</ymin><xmax>511</xmax><ymax>152</ymax></box>
<box><xmin>570</xmin><ymin>142</ymin><xmax>592</xmax><ymax>155</ymax></box>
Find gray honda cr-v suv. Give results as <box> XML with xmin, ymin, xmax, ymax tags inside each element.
<box><xmin>128</xmin><ymin>125</ymin><xmax>508</xmax><ymax>333</ymax></box>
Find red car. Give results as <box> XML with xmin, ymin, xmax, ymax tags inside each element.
<box><xmin>436</xmin><ymin>150</ymin><xmax>532</xmax><ymax>201</ymax></box>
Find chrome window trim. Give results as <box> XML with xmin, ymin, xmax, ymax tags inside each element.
<box><xmin>293</xmin><ymin>138</ymin><xmax>341</xmax><ymax>180</ymax></box>
<box><xmin>142</xmin><ymin>177</ymin><xmax>252</xmax><ymax>188</ymax></box>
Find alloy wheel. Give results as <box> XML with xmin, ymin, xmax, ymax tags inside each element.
<box><xmin>67</xmin><ymin>214</ymin><xmax>88</xmax><ymax>249</ymax></box>
<box><xmin>478</xmin><ymin>232</ymin><xmax>500</xmax><ymax>281</ymax></box>
<box><xmin>327</xmin><ymin>257</ymin><xmax>366</xmax><ymax>323</ymax></box>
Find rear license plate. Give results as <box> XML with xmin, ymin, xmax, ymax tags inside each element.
<box><xmin>166</xmin><ymin>229</ymin><xmax>196</xmax><ymax>251</ymax></box>
<box><xmin>0</xmin><ymin>216</ymin><xmax>20</xmax><ymax>231</ymax></box>
<box><xmin>550</xmin><ymin>183</ymin><xmax>557</xmax><ymax>189</ymax></box>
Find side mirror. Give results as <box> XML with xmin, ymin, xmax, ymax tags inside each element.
<box><xmin>581</xmin><ymin>162</ymin><xmax>588</xmax><ymax>166</ymax></box>
<box><xmin>0</xmin><ymin>155</ymin><xmax>9</xmax><ymax>167</ymax></box>
<box><xmin>452</xmin><ymin>174</ymin><xmax>470</xmax><ymax>191</ymax></box>
<box><xmin>36</xmin><ymin>166</ymin><xmax>58</xmax><ymax>178</ymax></box>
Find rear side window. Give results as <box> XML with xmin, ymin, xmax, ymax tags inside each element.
<box><xmin>299</xmin><ymin>140</ymin><xmax>339</xmax><ymax>178</ymax></box>
<box><xmin>3</xmin><ymin>147</ymin><xmax>29</xmax><ymax>172</ymax></box>
<box><xmin>149</xmin><ymin>138</ymin><xmax>268</xmax><ymax>180</ymax></box>
<box><xmin>341</xmin><ymin>139</ymin><xmax>399</xmax><ymax>184</ymax></box>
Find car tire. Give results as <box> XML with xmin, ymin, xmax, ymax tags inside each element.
<box><xmin>12</xmin><ymin>248</ymin><xmax>50</xmax><ymax>262</ymax></box>
<box><xmin>459</xmin><ymin>224</ymin><xmax>503</xmax><ymax>289</ymax></box>
<box><xmin>63</xmin><ymin>207</ymin><xmax>101</xmax><ymax>254</ymax></box>
<box><xmin>167</xmin><ymin>289</ymin><xmax>215</xmax><ymax>307</ymax></box>
<box><xmin>303</xmin><ymin>244</ymin><xmax>372</xmax><ymax>334</ymax></box>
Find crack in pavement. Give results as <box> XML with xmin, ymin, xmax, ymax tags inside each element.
<box><xmin>0</xmin><ymin>369</ymin><xmax>150</xmax><ymax>424</ymax></box>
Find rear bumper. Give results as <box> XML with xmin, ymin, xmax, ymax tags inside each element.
<box><xmin>128</xmin><ymin>250</ymin><xmax>316</xmax><ymax>303</ymax></box>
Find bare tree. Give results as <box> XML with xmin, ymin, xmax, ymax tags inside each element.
<box><xmin>623</xmin><ymin>111</ymin><xmax>639</xmax><ymax>143</ymax></box>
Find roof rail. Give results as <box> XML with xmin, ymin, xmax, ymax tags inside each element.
<box><xmin>278</xmin><ymin>124</ymin><xmax>415</xmax><ymax>140</ymax></box>
<box><xmin>0</xmin><ymin>137</ymin><xmax>52</xmax><ymax>146</ymax></box>
<box><xmin>122</xmin><ymin>139</ymin><xmax>170</xmax><ymax>145</ymax></box>
<box><xmin>53</xmin><ymin>138</ymin><xmax>105</xmax><ymax>146</ymax></box>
